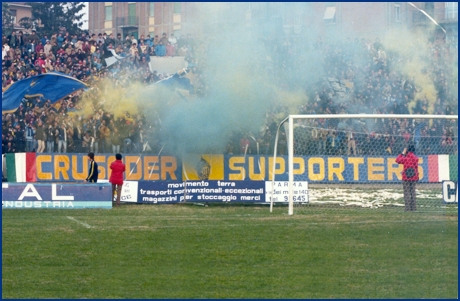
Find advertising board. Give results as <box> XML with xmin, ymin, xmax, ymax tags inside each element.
<box><xmin>2</xmin><ymin>183</ymin><xmax>112</xmax><ymax>209</ymax></box>
<box><xmin>7</xmin><ymin>153</ymin><xmax>455</xmax><ymax>184</ymax></box>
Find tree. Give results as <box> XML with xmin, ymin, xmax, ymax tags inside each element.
<box><xmin>19</xmin><ymin>2</ymin><xmax>86</xmax><ymax>37</ymax></box>
<box><xmin>2</xmin><ymin>3</ymin><xmax>15</xmax><ymax>36</ymax></box>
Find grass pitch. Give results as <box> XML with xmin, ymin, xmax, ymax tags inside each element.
<box><xmin>2</xmin><ymin>204</ymin><xmax>458</xmax><ymax>299</ymax></box>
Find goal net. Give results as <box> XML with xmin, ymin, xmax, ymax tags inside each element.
<box><xmin>270</xmin><ymin>114</ymin><xmax>458</xmax><ymax>215</ymax></box>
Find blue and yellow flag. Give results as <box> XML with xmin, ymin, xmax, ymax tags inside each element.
<box><xmin>2</xmin><ymin>72</ymin><xmax>88</xmax><ymax>113</ymax></box>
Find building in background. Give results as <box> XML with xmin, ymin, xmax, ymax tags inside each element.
<box><xmin>88</xmin><ymin>2</ymin><xmax>457</xmax><ymax>44</ymax></box>
<box><xmin>3</xmin><ymin>2</ymin><xmax>32</xmax><ymax>33</ymax></box>
<box><xmin>435</xmin><ymin>2</ymin><xmax>458</xmax><ymax>43</ymax></box>
<box><xmin>88</xmin><ymin>2</ymin><xmax>191</xmax><ymax>39</ymax></box>
<box><xmin>412</xmin><ymin>2</ymin><xmax>458</xmax><ymax>44</ymax></box>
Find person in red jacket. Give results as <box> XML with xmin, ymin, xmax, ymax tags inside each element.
<box><xmin>109</xmin><ymin>153</ymin><xmax>126</xmax><ymax>207</ymax></box>
<box><xmin>395</xmin><ymin>144</ymin><xmax>419</xmax><ymax>211</ymax></box>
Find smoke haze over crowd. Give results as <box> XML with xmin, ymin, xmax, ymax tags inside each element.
<box><xmin>78</xmin><ymin>3</ymin><xmax>457</xmax><ymax>158</ymax></box>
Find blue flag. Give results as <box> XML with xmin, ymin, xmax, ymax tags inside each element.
<box><xmin>2</xmin><ymin>72</ymin><xmax>88</xmax><ymax>113</ymax></box>
<box><xmin>153</xmin><ymin>68</ymin><xmax>194</xmax><ymax>92</ymax></box>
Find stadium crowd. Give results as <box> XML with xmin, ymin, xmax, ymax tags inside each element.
<box><xmin>1</xmin><ymin>27</ymin><xmax>458</xmax><ymax>157</ymax></box>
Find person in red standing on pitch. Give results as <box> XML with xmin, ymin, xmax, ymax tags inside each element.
<box><xmin>109</xmin><ymin>153</ymin><xmax>126</xmax><ymax>207</ymax></box>
<box><xmin>395</xmin><ymin>144</ymin><xmax>419</xmax><ymax>211</ymax></box>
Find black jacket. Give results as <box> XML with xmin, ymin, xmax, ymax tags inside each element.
<box><xmin>86</xmin><ymin>160</ymin><xmax>99</xmax><ymax>183</ymax></box>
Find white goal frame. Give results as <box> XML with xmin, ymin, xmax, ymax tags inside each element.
<box><xmin>270</xmin><ymin>114</ymin><xmax>459</xmax><ymax>215</ymax></box>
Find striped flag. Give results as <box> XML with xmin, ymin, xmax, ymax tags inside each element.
<box><xmin>427</xmin><ymin>154</ymin><xmax>458</xmax><ymax>182</ymax></box>
<box><xmin>5</xmin><ymin>153</ymin><xmax>37</xmax><ymax>182</ymax></box>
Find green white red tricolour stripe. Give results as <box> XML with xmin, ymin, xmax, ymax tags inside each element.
<box><xmin>427</xmin><ymin>155</ymin><xmax>458</xmax><ymax>182</ymax></box>
<box><xmin>5</xmin><ymin>153</ymin><xmax>37</xmax><ymax>182</ymax></box>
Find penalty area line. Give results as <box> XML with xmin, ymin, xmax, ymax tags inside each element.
<box><xmin>66</xmin><ymin>216</ymin><xmax>93</xmax><ymax>229</ymax></box>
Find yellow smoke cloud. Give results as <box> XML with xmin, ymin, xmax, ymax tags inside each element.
<box><xmin>381</xmin><ymin>28</ymin><xmax>437</xmax><ymax>114</ymax></box>
<box><xmin>74</xmin><ymin>77</ymin><xmax>189</xmax><ymax>122</ymax></box>
<box><xmin>273</xmin><ymin>87</ymin><xmax>309</xmax><ymax>119</ymax></box>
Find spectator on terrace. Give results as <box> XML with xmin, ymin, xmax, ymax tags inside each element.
<box><xmin>43</xmin><ymin>56</ymin><xmax>54</xmax><ymax>71</ymax></box>
<box><xmin>43</xmin><ymin>40</ymin><xmax>52</xmax><ymax>56</ymax></box>
<box><xmin>96</xmin><ymin>33</ymin><xmax>104</xmax><ymax>45</ymax></box>
<box><xmin>105</xmin><ymin>33</ymin><xmax>115</xmax><ymax>47</ymax></box>
<box><xmin>151</xmin><ymin>35</ymin><xmax>159</xmax><ymax>47</ymax></box>
<box><xmin>166</xmin><ymin>42</ymin><xmax>175</xmax><ymax>57</ymax></box>
<box><xmin>35</xmin><ymin>41</ymin><xmax>44</xmax><ymax>54</ymax></box>
<box><xmin>160</xmin><ymin>33</ymin><xmax>169</xmax><ymax>46</ymax></box>
<box><xmin>123</xmin><ymin>35</ymin><xmax>132</xmax><ymax>49</ymax></box>
<box><xmin>140</xmin><ymin>48</ymin><xmax>150</xmax><ymax>62</ymax></box>
<box><xmin>168</xmin><ymin>33</ymin><xmax>177</xmax><ymax>49</ymax></box>
<box><xmin>99</xmin><ymin>123</ymin><xmax>111</xmax><ymax>153</ymax></box>
<box><xmin>57</xmin><ymin>123</ymin><xmax>67</xmax><ymax>153</ymax></box>
<box><xmin>139</xmin><ymin>40</ymin><xmax>148</xmax><ymax>54</ymax></box>
<box><xmin>46</xmin><ymin>124</ymin><xmax>56</xmax><ymax>152</ymax></box>
<box><xmin>5</xmin><ymin>141</ymin><xmax>15</xmax><ymax>153</ymax></box>
<box><xmin>26</xmin><ymin>39</ymin><xmax>36</xmax><ymax>53</ymax></box>
<box><xmin>129</xmin><ymin>43</ymin><xmax>138</xmax><ymax>57</ymax></box>
<box><xmin>28</xmin><ymin>30</ymin><xmax>40</xmax><ymax>45</ymax></box>
<box><xmin>325</xmin><ymin>130</ymin><xmax>338</xmax><ymax>155</ymax></box>
<box><xmin>82</xmin><ymin>131</ymin><xmax>91</xmax><ymax>153</ymax></box>
<box><xmin>130</xmin><ymin>35</ymin><xmax>138</xmax><ymax>46</ymax></box>
<box><xmin>114</xmin><ymin>33</ymin><xmax>123</xmax><ymax>49</ymax></box>
<box><xmin>75</xmin><ymin>48</ymin><xmax>86</xmax><ymax>61</ymax></box>
<box><xmin>111</xmin><ymin>127</ymin><xmax>122</xmax><ymax>154</ymax></box>
<box><xmin>442</xmin><ymin>125</ymin><xmax>455</xmax><ymax>154</ymax></box>
<box><xmin>24</xmin><ymin>122</ymin><xmax>35</xmax><ymax>152</ymax></box>
<box><xmin>92</xmin><ymin>48</ymin><xmax>101</xmax><ymax>61</ymax></box>
<box><xmin>5</xmin><ymin>131</ymin><xmax>14</xmax><ymax>147</ymax></box>
<box><xmin>7</xmin><ymin>30</ymin><xmax>19</xmax><ymax>48</ymax></box>
<box><xmin>71</xmin><ymin>34</ymin><xmax>79</xmax><ymax>46</ymax></box>
<box><xmin>155</xmin><ymin>41</ymin><xmax>166</xmax><ymax>57</ymax></box>
<box><xmin>81</xmin><ymin>41</ymin><xmax>91</xmax><ymax>55</ymax></box>
<box><xmin>346</xmin><ymin>127</ymin><xmax>357</xmax><ymax>156</ymax></box>
<box><xmin>16</xmin><ymin>31</ymin><xmax>25</xmax><ymax>48</ymax></box>
<box><xmin>35</xmin><ymin>119</ymin><xmax>46</xmax><ymax>153</ymax></box>
<box><xmin>94</xmin><ymin>58</ymin><xmax>103</xmax><ymax>71</ymax></box>
<box><xmin>56</xmin><ymin>33</ymin><xmax>64</xmax><ymax>48</ymax></box>
<box><xmin>144</xmin><ymin>35</ymin><xmax>152</xmax><ymax>48</ymax></box>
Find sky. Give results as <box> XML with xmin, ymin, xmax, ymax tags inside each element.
<box><xmin>81</xmin><ymin>2</ymin><xmax>88</xmax><ymax>30</ymax></box>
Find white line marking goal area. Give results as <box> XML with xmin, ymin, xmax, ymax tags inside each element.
<box><xmin>66</xmin><ymin>216</ymin><xmax>93</xmax><ymax>229</ymax></box>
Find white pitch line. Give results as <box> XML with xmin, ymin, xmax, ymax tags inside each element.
<box><xmin>66</xmin><ymin>216</ymin><xmax>93</xmax><ymax>229</ymax></box>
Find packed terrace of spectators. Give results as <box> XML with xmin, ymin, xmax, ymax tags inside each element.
<box><xmin>2</xmin><ymin>28</ymin><xmax>458</xmax><ymax>157</ymax></box>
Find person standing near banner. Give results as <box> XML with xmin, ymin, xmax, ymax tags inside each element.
<box><xmin>109</xmin><ymin>153</ymin><xmax>126</xmax><ymax>207</ymax></box>
<box><xmin>85</xmin><ymin>152</ymin><xmax>99</xmax><ymax>183</ymax></box>
<box><xmin>395</xmin><ymin>144</ymin><xmax>419</xmax><ymax>211</ymax></box>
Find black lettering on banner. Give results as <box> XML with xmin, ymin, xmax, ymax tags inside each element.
<box><xmin>442</xmin><ymin>181</ymin><xmax>458</xmax><ymax>204</ymax></box>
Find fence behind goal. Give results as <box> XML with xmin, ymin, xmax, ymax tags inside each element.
<box><xmin>270</xmin><ymin>114</ymin><xmax>458</xmax><ymax>215</ymax></box>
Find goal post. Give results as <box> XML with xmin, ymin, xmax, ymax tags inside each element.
<box><xmin>270</xmin><ymin>114</ymin><xmax>458</xmax><ymax>215</ymax></box>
